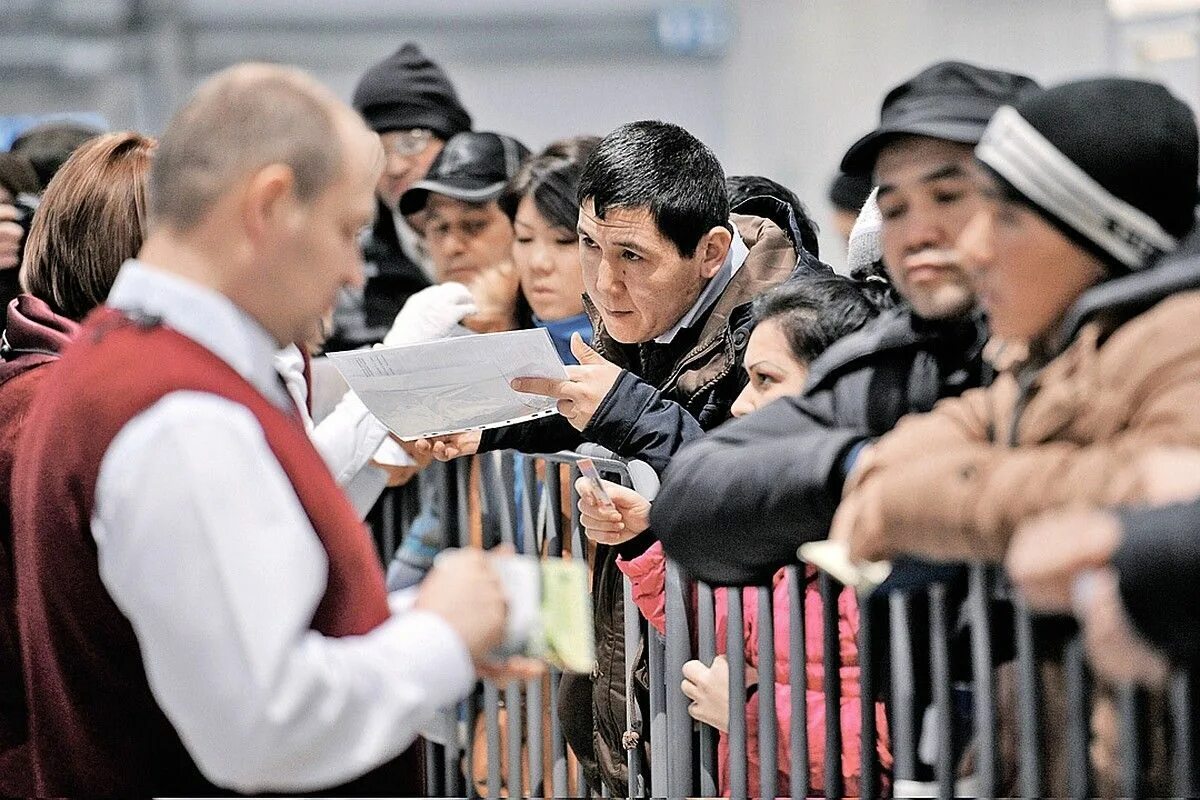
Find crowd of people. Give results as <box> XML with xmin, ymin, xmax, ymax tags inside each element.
<box><xmin>0</xmin><ymin>35</ymin><xmax>1199</xmax><ymax>798</ymax></box>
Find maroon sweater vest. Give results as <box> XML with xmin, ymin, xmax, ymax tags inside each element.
<box><xmin>11</xmin><ymin>308</ymin><xmax>420</xmax><ymax>796</ymax></box>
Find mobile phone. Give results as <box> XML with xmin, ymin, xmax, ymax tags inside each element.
<box><xmin>577</xmin><ymin>458</ymin><xmax>615</xmax><ymax>508</ymax></box>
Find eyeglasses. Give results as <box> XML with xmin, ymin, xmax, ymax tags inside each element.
<box><xmin>381</xmin><ymin>128</ymin><xmax>434</xmax><ymax>157</ymax></box>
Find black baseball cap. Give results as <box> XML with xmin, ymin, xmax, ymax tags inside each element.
<box><xmin>840</xmin><ymin>61</ymin><xmax>1041</xmax><ymax>175</ymax></box>
<box><xmin>399</xmin><ymin>131</ymin><xmax>530</xmax><ymax>216</ymax></box>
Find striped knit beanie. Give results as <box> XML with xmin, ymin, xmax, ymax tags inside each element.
<box><xmin>976</xmin><ymin>78</ymin><xmax>1198</xmax><ymax>272</ymax></box>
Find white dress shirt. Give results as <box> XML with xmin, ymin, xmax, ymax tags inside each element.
<box><xmin>92</xmin><ymin>261</ymin><xmax>475</xmax><ymax>793</ymax></box>
<box><xmin>274</xmin><ymin>345</ymin><xmax>406</xmax><ymax>518</ymax></box>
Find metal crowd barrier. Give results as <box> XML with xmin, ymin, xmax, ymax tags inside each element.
<box><xmin>367</xmin><ymin>452</ymin><xmax>1198</xmax><ymax>799</ymax></box>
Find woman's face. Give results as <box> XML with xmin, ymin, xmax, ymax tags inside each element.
<box><xmin>959</xmin><ymin>177</ymin><xmax>1105</xmax><ymax>345</ymax></box>
<box><xmin>730</xmin><ymin>319</ymin><xmax>810</xmax><ymax>418</ymax></box>
<box><xmin>512</xmin><ymin>195</ymin><xmax>586</xmax><ymax>321</ymax></box>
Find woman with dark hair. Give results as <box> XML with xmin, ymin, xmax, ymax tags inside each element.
<box><xmin>498</xmin><ymin>136</ymin><xmax>600</xmax><ymax>363</ymax></box>
<box><xmin>0</xmin><ymin>131</ymin><xmax>155</xmax><ymax>795</ymax></box>
<box><xmin>578</xmin><ymin>274</ymin><xmax>892</xmax><ymax>797</ymax></box>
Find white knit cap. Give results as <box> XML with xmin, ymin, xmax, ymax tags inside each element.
<box><xmin>846</xmin><ymin>187</ymin><xmax>883</xmax><ymax>274</ymax></box>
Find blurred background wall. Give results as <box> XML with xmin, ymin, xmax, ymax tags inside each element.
<box><xmin>2</xmin><ymin>0</ymin><xmax>1197</xmax><ymax>261</ymax></box>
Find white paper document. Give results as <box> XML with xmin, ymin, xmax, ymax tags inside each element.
<box><xmin>326</xmin><ymin>328</ymin><xmax>568</xmax><ymax>440</ymax></box>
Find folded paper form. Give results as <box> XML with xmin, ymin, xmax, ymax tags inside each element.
<box><xmin>327</xmin><ymin>328</ymin><xmax>568</xmax><ymax>440</ymax></box>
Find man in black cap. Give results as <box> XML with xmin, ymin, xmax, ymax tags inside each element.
<box><xmin>327</xmin><ymin>43</ymin><xmax>474</xmax><ymax>350</ymax></box>
<box><xmin>399</xmin><ymin>131</ymin><xmax>530</xmax><ymax>289</ymax></box>
<box><xmin>651</xmin><ymin>60</ymin><xmax>1040</xmax><ymax>584</ymax></box>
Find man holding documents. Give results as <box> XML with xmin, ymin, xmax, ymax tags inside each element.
<box><xmin>417</xmin><ymin>119</ymin><xmax>810</xmax><ymax>794</ymax></box>
<box><xmin>10</xmin><ymin>64</ymin><xmax>518</xmax><ymax>796</ymax></box>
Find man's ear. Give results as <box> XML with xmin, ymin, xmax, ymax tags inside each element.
<box><xmin>696</xmin><ymin>224</ymin><xmax>733</xmax><ymax>279</ymax></box>
<box><xmin>241</xmin><ymin>164</ymin><xmax>297</xmax><ymax>241</ymax></box>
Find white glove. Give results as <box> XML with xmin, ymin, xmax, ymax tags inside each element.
<box><xmin>380</xmin><ymin>282</ymin><xmax>477</xmax><ymax>347</ymax></box>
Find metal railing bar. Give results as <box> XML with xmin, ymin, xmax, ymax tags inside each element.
<box><xmin>968</xmin><ymin>564</ymin><xmax>998</xmax><ymax>799</ymax></box>
<box><xmin>1015</xmin><ymin>602</ymin><xmax>1043</xmax><ymax>798</ymax></box>
<box><xmin>758</xmin><ymin>584</ymin><xmax>779</xmax><ymax>800</ymax></box>
<box><xmin>665</xmin><ymin>559</ymin><xmax>694</xmax><ymax>797</ymax></box>
<box><xmin>697</xmin><ymin>580</ymin><xmax>718</xmax><ymax>797</ymax></box>
<box><xmin>820</xmin><ymin>572</ymin><xmax>844</xmax><ymax>799</ymax></box>
<box><xmin>929</xmin><ymin>583</ymin><xmax>953</xmax><ymax>800</ymax></box>
<box><xmin>788</xmin><ymin>566</ymin><xmax>809</xmax><ymax>800</ymax></box>
<box><xmin>727</xmin><ymin>589</ymin><xmax>749</xmax><ymax>800</ymax></box>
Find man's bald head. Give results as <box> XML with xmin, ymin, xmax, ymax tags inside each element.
<box><xmin>149</xmin><ymin>63</ymin><xmax>375</xmax><ymax>231</ymax></box>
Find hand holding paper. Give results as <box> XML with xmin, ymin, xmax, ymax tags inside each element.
<box><xmin>510</xmin><ymin>333</ymin><xmax>623</xmax><ymax>432</ymax></box>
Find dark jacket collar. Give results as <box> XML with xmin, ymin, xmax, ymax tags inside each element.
<box><xmin>0</xmin><ymin>294</ymin><xmax>79</xmax><ymax>385</ymax></box>
<box><xmin>804</xmin><ymin>302</ymin><xmax>986</xmax><ymax>393</ymax></box>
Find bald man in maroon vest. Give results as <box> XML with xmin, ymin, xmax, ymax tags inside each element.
<box><xmin>10</xmin><ymin>63</ymin><xmax>515</xmax><ymax>796</ymax></box>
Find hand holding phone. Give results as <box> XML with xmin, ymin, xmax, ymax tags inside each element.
<box><xmin>577</xmin><ymin>457</ymin><xmax>614</xmax><ymax>508</ymax></box>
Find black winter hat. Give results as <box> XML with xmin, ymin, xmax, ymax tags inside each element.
<box><xmin>399</xmin><ymin>132</ymin><xmax>531</xmax><ymax>216</ymax></box>
<box><xmin>976</xmin><ymin>77</ymin><xmax>1199</xmax><ymax>272</ymax></box>
<box><xmin>353</xmin><ymin>43</ymin><xmax>472</xmax><ymax>139</ymax></box>
<box><xmin>841</xmin><ymin>61</ymin><xmax>1041</xmax><ymax>175</ymax></box>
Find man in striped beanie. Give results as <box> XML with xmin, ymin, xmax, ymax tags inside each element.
<box><xmin>836</xmin><ymin>76</ymin><xmax>1200</xmax><ymax>795</ymax></box>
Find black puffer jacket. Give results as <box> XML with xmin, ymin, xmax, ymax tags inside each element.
<box><xmin>480</xmin><ymin>213</ymin><xmax>812</xmax><ymax>794</ymax></box>
<box><xmin>652</xmin><ymin>304</ymin><xmax>990</xmax><ymax>585</ymax></box>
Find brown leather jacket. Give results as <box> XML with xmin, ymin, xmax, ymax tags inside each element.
<box><xmin>562</xmin><ymin>213</ymin><xmax>805</xmax><ymax>795</ymax></box>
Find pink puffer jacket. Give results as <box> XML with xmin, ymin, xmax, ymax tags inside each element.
<box><xmin>617</xmin><ymin>541</ymin><xmax>891</xmax><ymax>797</ymax></box>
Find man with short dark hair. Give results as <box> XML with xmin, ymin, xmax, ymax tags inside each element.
<box><xmin>10</xmin><ymin>63</ymin><xmax>516</xmax><ymax>796</ymax></box>
<box><xmin>418</xmin><ymin>119</ymin><xmax>813</xmax><ymax>794</ymax></box>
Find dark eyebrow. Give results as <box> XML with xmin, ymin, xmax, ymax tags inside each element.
<box><xmin>921</xmin><ymin>164</ymin><xmax>967</xmax><ymax>183</ymax></box>
<box><xmin>878</xmin><ymin>163</ymin><xmax>968</xmax><ymax>199</ymax></box>
<box><xmin>612</xmin><ymin>240</ymin><xmax>647</xmax><ymax>254</ymax></box>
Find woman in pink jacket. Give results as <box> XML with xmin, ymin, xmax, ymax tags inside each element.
<box><xmin>579</xmin><ymin>275</ymin><xmax>892</xmax><ymax>796</ymax></box>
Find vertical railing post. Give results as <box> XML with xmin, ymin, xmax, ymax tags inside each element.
<box><xmin>820</xmin><ymin>573</ymin><xmax>844</xmax><ymax>799</ymax></box>
<box><xmin>968</xmin><ymin>565</ymin><xmax>998</xmax><ymax>799</ymax></box>
<box><xmin>1015</xmin><ymin>602</ymin><xmax>1043</xmax><ymax>798</ymax></box>
<box><xmin>1063</xmin><ymin>631</ymin><xmax>1092</xmax><ymax>800</ymax></box>
<box><xmin>757</xmin><ymin>584</ymin><xmax>779</xmax><ymax>800</ymax></box>
<box><xmin>622</xmin><ymin>577</ymin><xmax>643</xmax><ymax>799</ymax></box>
<box><xmin>788</xmin><ymin>566</ymin><xmax>809</xmax><ymax>800</ymax></box>
<box><xmin>857</xmin><ymin>588</ymin><xmax>878</xmax><ymax>800</ymax></box>
<box><xmin>929</xmin><ymin>583</ymin><xmax>953</xmax><ymax>800</ymax></box>
<box><xmin>1171</xmin><ymin>671</ymin><xmax>1195</xmax><ymax>797</ymax></box>
<box><xmin>727</xmin><ymin>589</ymin><xmax>749</xmax><ymax>800</ymax></box>
<box><xmin>697</xmin><ymin>581</ymin><xmax>719</xmax><ymax>797</ymax></box>
<box><xmin>664</xmin><ymin>559</ymin><xmax>694</xmax><ymax>798</ymax></box>
<box><xmin>888</xmin><ymin>592</ymin><xmax>917</xmax><ymax>786</ymax></box>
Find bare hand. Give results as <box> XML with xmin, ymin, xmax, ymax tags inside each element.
<box><xmin>510</xmin><ymin>333</ymin><xmax>622</xmax><ymax>431</ymax></box>
<box><xmin>415</xmin><ymin>548</ymin><xmax>507</xmax><ymax>665</ymax></box>
<box><xmin>371</xmin><ymin>461</ymin><xmax>422</xmax><ymax>487</ymax></box>
<box><xmin>680</xmin><ymin>655</ymin><xmax>759</xmax><ymax>733</ymax></box>
<box><xmin>1077</xmin><ymin>568</ymin><xmax>1169</xmax><ymax>687</ymax></box>
<box><xmin>1005</xmin><ymin>508</ymin><xmax>1122</xmax><ymax>612</ymax></box>
<box><xmin>410</xmin><ymin>430</ymin><xmax>483</xmax><ymax>462</ymax></box>
<box><xmin>0</xmin><ymin>204</ymin><xmax>23</xmax><ymax>272</ymax></box>
<box><xmin>575</xmin><ymin>477</ymin><xmax>651</xmax><ymax>546</ymax></box>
